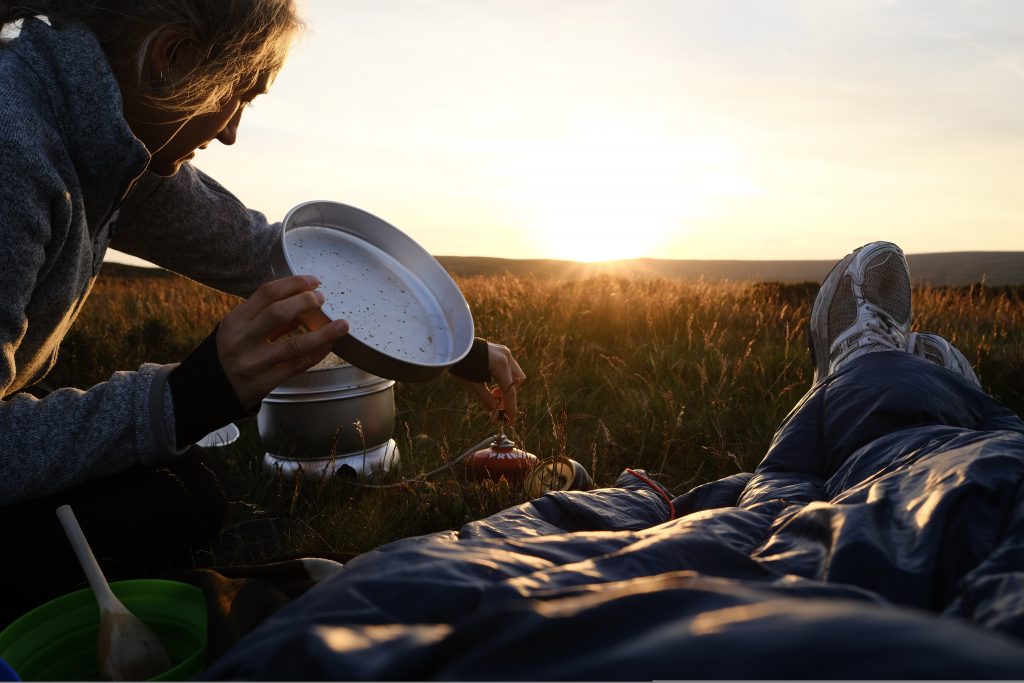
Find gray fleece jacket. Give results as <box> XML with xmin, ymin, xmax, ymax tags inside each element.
<box><xmin>0</xmin><ymin>17</ymin><xmax>279</xmax><ymax>505</ymax></box>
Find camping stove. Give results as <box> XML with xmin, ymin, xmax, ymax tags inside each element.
<box><xmin>263</xmin><ymin>439</ymin><xmax>400</xmax><ymax>480</ymax></box>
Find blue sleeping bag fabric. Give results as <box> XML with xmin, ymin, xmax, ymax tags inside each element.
<box><xmin>205</xmin><ymin>352</ymin><xmax>1024</xmax><ymax>679</ymax></box>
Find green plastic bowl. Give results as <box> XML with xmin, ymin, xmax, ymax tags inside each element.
<box><xmin>0</xmin><ymin>580</ymin><xmax>206</xmax><ymax>681</ymax></box>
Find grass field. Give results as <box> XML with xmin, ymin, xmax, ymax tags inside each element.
<box><xmin>49</xmin><ymin>270</ymin><xmax>1024</xmax><ymax>565</ymax></box>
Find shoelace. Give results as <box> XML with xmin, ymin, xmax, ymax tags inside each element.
<box><xmin>861</xmin><ymin>303</ymin><xmax>906</xmax><ymax>350</ymax></box>
<box><xmin>830</xmin><ymin>302</ymin><xmax>906</xmax><ymax>369</ymax></box>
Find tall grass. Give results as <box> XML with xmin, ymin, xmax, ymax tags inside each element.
<box><xmin>47</xmin><ymin>272</ymin><xmax>1024</xmax><ymax>563</ymax></box>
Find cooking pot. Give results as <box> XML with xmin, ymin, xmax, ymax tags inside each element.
<box><xmin>258</xmin><ymin>360</ymin><xmax>396</xmax><ymax>463</ymax></box>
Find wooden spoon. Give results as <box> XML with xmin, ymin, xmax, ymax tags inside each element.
<box><xmin>56</xmin><ymin>505</ymin><xmax>173</xmax><ymax>681</ymax></box>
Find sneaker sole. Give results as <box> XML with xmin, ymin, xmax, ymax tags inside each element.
<box><xmin>807</xmin><ymin>241</ymin><xmax>904</xmax><ymax>384</ymax></box>
<box><xmin>808</xmin><ymin>247</ymin><xmax>861</xmax><ymax>383</ymax></box>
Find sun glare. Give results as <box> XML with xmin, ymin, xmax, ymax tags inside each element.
<box><xmin>503</xmin><ymin>123</ymin><xmax>760</xmax><ymax>262</ymax></box>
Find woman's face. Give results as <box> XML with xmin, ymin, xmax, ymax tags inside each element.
<box><xmin>126</xmin><ymin>74</ymin><xmax>270</xmax><ymax>177</ymax></box>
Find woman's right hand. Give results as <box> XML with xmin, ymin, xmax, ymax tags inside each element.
<box><xmin>215</xmin><ymin>275</ymin><xmax>348</xmax><ymax>409</ymax></box>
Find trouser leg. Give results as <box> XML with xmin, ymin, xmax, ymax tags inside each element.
<box><xmin>758</xmin><ymin>351</ymin><xmax>1024</xmax><ymax>483</ymax></box>
<box><xmin>0</xmin><ymin>446</ymin><xmax>227</xmax><ymax>627</ymax></box>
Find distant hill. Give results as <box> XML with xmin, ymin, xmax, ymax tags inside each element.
<box><xmin>436</xmin><ymin>252</ymin><xmax>1024</xmax><ymax>287</ymax></box>
<box><xmin>101</xmin><ymin>252</ymin><xmax>1024</xmax><ymax>287</ymax></box>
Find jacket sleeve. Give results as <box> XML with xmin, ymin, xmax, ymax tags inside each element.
<box><xmin>0</xmin><ymin>366</ymin><xmax>187</xmax><ymax>506</ymax></box>
<box><xmin>111</xmin><ymin>164</ymin><xmax>279</xmax><ymax>298</ymax></box>
<box><xmin>0</xmin><ymin>149</ymin><xmax>186</xmax><ymax>507</ymax></box>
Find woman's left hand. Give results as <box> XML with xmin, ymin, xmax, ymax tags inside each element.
<box><xmin>457</xmin><ymin>343</ymin><xmax>526</xmax><ymax>424</ymax></box>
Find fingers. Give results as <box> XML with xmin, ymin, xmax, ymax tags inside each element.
<box><xmin>219</xmin><ymin>318</ymin><xmax>348</xmax><ymax>409</ymax></box>
<box><xmin>268</xmin><ymin>319</ymin><xmax>301</xmax><ymax>343</ymax></box>
<box><xmin>453</xmin><ymin>342</ymin><xmax>527</xmax><ymax>425</ymax></box>
<box><xmin>497</xmin><ymin>382</ymin><xmax>518</xmax><ymax>424</ymax></box>
<box><xmin>263</xmin><ymin>319</ymin><xmax>348</xmax><ymax>369</ymax></box>
<box><xmin>258</xmin><ymin>340</ymin><xmax>337</xmax><ymax>392</ymax></box>
<box><xmin>298</xmin><ymin>308</ymin><xmax>333</xmax><ymax>332</ymax></box>
<box><xmin>225</xmin><ymin>275</ymin><xmax>328</xmax><ymax>352</ymax></box>
<box><xmin>217</xmin><ymin>274</ymin><xmax>349</xmax><ymax>409</ymax></box>
<box><xmin>489</xmin><ymin>344</ymin><xmax>527</xmax><ymax>386</ymax></box>
<box><xmin>249</xmin><ymin>286</ymin><xmax>328</xmax><ymax>343</ymax></box>
<box><xmin>268</xmin><ymin>309</ymin><xmax>332</xmax><ymax>343</ymax></box>
<box><xmin>238</xmin><ymin>274</ymin><xmax>321</xmax><ymax>322</ymax></box>
<box><xmin>510</xmin><ymin>357</ymin><xmax>526</xmax><ymax>383</ymax></box>
<box><xmin>460</xmin><ymin>379</ymin><xmax>500</xmax><ymax>415</ymax></box>
<box><xmin>487</xmin><ymin>343</ymin><xmax>526</xmax><ymax>423</ymax></box>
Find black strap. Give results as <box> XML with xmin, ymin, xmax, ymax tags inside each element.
<box><xmin>167</xmin><ymin>326</ymin><xmax>252</xmax><ymax>447</ymax></box>
<box><xmin>447</xmin><ymin>337</ymin><xmax>491</xmax><ymax>383</ymax></box>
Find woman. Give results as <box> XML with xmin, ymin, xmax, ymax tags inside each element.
<box><xmin>0</xmin><ymin>0</ymin><xmax>525</xmax><ymax>624</ymax></box>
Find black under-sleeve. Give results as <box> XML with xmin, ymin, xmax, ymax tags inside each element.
<box><xmin>447</xmin><ymin>337</ymin><xmax>491</xmax><ymax>383</ymax></box>
<box><xmin>167</xmin><ymin>325</ymin><xmax>253</xmax><ymax>447</ymax></box>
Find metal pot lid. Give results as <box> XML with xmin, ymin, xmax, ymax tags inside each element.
<box><xmin>273</xmin><ymin>201</ymin><xmax>474</xmax><ymax>382</ymax></box>
<box><xmin>269</xmin><ymin>360</ymin><xmax>394</xmax><ymax>396</ymax></box>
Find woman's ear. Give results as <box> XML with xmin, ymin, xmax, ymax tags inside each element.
<box><xmin>145</xmin><ymin>28</ymin><xmax>199</xmax><ymax>88</ymax></box>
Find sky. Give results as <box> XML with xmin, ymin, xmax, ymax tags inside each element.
<box><xmin>107</xmin><ymin>0</ymin><xmax>1024</xmax><ymax>266</ymax></box>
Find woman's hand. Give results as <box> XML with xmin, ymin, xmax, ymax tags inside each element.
<box><xmin>457</xmin><ymin>342</ymin><xmax>527</xmax><ymax>424</ymax></box>
<box><xmin>216</xmin><ymin>275</ymin><xmax>348</xmax><ymax>409</ymax></box>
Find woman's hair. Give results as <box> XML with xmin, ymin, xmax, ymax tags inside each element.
<box><xmin>1</xmin><ymin>0</ymin><xmax>302</xmax><ymax>118</ymax></box>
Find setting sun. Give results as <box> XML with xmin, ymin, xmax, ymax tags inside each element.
<box><xmin>498</xmin><ymin>123</ymin><xmax>761</xmax><ymax>262</ymax></box>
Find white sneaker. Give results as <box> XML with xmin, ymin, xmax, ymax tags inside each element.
<box><xmin>907</xmin><ymin>332</ymin><xmax>981</xmax><ymax>389</ymax></box>
<box><xmin>809</xmin><ymin>241</ymin><xmax>912</xmax><ymax>384</ymax></box>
